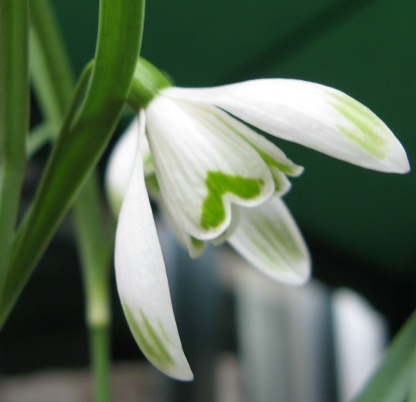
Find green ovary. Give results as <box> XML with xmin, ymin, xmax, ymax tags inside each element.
<box><xmin>200</xmin><ymin>172</ymin><xmax>264</xmax><ymax>230</ymax></box>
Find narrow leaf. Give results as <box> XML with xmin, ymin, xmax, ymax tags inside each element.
<box><xmin>0</xmin><ymin>0</ymin><xmax>145</xmax><ymax>327</ymax></box>
<box><xmin>0</xmin><ymin>0</ymin><xmax>29</xmax><ymax>297</ymax></box>
<box><xmin>353</xmin><ymin>310</ymin><xmax>416</xmax><ymax>402</ymax></box>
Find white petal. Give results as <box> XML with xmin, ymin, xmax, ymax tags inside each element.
<box><xmin>115</xmin><ymin>134</ymin><xmax>193</xmax><ymax>381</ymax></box>
<box><xmin>145</xmin><ymin>96</ymin><xmax>275</xmax><ymax>241</ymax></box>
<box><xmin>158</xmin><ymin>196</ymin><xmax>207</xmax><ymax>258</ymax></box>
<box><xmin>211</xmin><ymin>204</ymin><xmax>241</xmax><ymax>246</ymax></box>
<box><xmin>105</xmin><ymin>118</ymin><xmax>140</xmax><ymax>215</ymax></box>
<box><xmin>228</xmin><ymin>195</ymin><xmax>310</xmax><ymax>285</ymax></box>
<box><xmin>105</xmin><ymin>112</ymin><xmax>155</xmax><ymax>215</ymax></box>
<box><xmin>202</xmin><ymin>105</ymin><xmax>303</xmax><ymax>196</ymax></box>
<box><xmin>166</xmin><ymin>81</ymin><xmax>410</xmax><ymax>173</ymax></box>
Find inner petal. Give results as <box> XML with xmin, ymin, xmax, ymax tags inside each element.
<box><xmin>200</xmin><ymin>105</ymin><xmax>304</xmax><ymax>196</ymax></box>
<box><xmin>145</xmin><ymin>96</ymin><xmax>275</xmax><ymax>240</ymax></box>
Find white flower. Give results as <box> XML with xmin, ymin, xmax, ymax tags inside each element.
<box><xmin>106</xmin><ymin>72</ymin><xmax>409</xmax><ymax>380</ymax></box>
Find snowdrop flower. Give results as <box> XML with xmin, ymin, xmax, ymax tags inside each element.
<box><xmin>106</xmin><ymin>59</ymin><xmax>409</xmax><ymax>380</ymax></box>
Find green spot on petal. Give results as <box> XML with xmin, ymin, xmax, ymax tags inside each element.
<box><xmin>330</xmin><ymin>91</ymin><xmax>387</xmax><ymax>158</ymax></box>
<box><xmin>191</xmin><ymin>236</ymin><xmax>205</xmax><ymax>248</ymax></box>
<box><xmin>200</xmin><ymin>172</ymin><xmax>264</xmax><ymax>230</ymax></box>
<box><xmin>214</xmin><ymin>112</ymin><xmax>302</xmax><ymax>176</ymax></box>
<box><xmin>255</xmin><ymin>148</ymin><xmax>298</xmax><ymax>176</ymax></box>
<box><xmin>123</xmin><ymin>303</ymin><xmax>175</xmax><ymax>368</ymax></box>
<box><xmin>249</xmin><ymin>219</ymin><xmax>303</xmax><ymax>265</ymax></box>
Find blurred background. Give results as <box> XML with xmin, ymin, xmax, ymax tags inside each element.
<box><xmin>0</xmin><ymin>0</ymin><xmax>415</xmax><ymax>401</ymax></box>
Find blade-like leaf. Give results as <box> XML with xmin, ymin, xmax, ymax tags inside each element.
<box><xmin>0</xmin><ymin>0</ymin><xmax>28</xmax><ymax>297</ymax></box>
<box><xmin>352</xmin><ymin>310</ymin><xmax>416</xmax><ymax>402</ymax></box>
<box><xmin>0</xmin><ymin>0</ymin><xmax>145</xmax><ymax>327</ymax></box>
<box><xmin>29</xmin><ymin>0</ymin><xmax>74</xmax><ymax>132</ymax></box>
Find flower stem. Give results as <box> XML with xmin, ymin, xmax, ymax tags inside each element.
<box><xmin>73</xmin><ymin>175</ymin><xmax>115</xmax><ymax>402</ymax></box>
<box><xmin>0</xmin><ymin>0</ymin><xmax>28</xmax><ymax>299</ymax></box>
<box><xmin>90</xmin><ymin>324</ymin><xmax>112</xmax><ymax>402</ymax></box>
<box><xmin>25</xmin><ymin>1</ymin><xmax>118</xmax><ymax>400</ymax></box>
<box><xmin>0</xmin><ymin>63</ymin><xmax>85</xmax><ymax>327</ymax></box>
<box><xmin>0</xmin><ymin>0</ymin><xmax>144</xmax><ymax>326</ymax></box>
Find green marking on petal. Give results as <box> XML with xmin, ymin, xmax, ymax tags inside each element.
<box><xmin>268</xmin><ymin>167</ymin><xmax>289</xmax><ymax>194</ymax></box>
<box><xmin>214</xmin><ymin>112</ymin><xmax>301</xmax><ymax>176</ymax></box>
<box><xmin>245</xmin><ymin>218</ymin><xmax>303</xmax><ymax>269</ymax></box>
<box><xmin>123</xmin><ymin>303</ymin><xmax>175</xmax><ymax>368</ymax></box>
<box><xmin>255</xmin><ymin>148</ymin><xmax>298</xmax><ymax>176</ymax></box>
<box><xmin>329</xmin><ymin>91</ymin><xmax>387</xmax><ymax>158</ymax></box>
<box><xmin>200</xmin><ymin>172</ymin><xmax>264</xmax><ymax>230</ymax></box>
<box><xmin>191</xmin><ymin>236</ymin><xmax>205</xmax><ymax>248</ymax></box>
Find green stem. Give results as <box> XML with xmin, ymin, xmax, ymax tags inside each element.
<box><xmin>0</xmin><ymin>61</ymin><xmax>92</xmax><ymax>325</ymax></box>
<box><xmin>73</xmin><ymin>178</ymin><xmax>115</xmax><ymax>329</ymax></box>
<box><xmin>26</xmin><ymin>1</ymin><xmax>120</xmax><ymax>400</ymax></box>
<box><xmin>90</xmin><ymin>325</ymin><xmax>112</xmax><ymax>402</ymax></box>
<box><xmin>0</xmin><ymin>0</ymin><xmax>29</xmax><ymax>298</ymax></box>
<box><xmin>0</xmin><ymin>0</ymin><xmax>144</xmax><ymax>326</ymax></box>
<box><xmin>2</xmin><ymin>0</ymin><xmax>144</xmax><ymax>399</ymax></box>
<box><xmin>73</xmin><ymin>177</ymin><xmax>115</xmax><ymax>402</ymax></box>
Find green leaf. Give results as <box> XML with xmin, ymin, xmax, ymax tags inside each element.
<box><xmin>29</xmin><ymin>0</ymin><xmax>115</xmax><ymax>325</ymax></box>
<box><xmin>0</xmin><ymin>0</ymin><xmax>145</xmax><ymax>327</ymax></box>
<box><xmin>410</xmin><ymin>362</ymin><xmax>416</xmax><ymax>402</ymax></box>
<box><xmin>28</xmin><ymin>2</ymin><xmax>118</xmax><ymax>400</ymax></box>
<box><xmin>201</xmin><ymin>172</ymin><xmax>265</xmax><ymax>230</ymax></box>
<box><xmin>352</xmin><ymin>310</ymin><xmax>416</xmax><ymax>402</ymax></box>
<box><xmin>26</xmin><ymin>122</ymin><xmax>54</xmax><ymax>156</ymax></box>
<box><xmin>0</xmin><ymin>0</ymin><xmax>29</xmax><ymax>297</ymax></box>
<box><xmin>29</xmin><ymin>0</ymin><xmax>74</xmax><ymax>132</ymax></box>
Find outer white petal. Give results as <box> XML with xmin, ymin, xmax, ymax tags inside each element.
<box><xmin>166</xmin><ymin>81</ymin><xmax>410</xmax><ymax>173</ymax></box>
<box><xmin>115</xmin><ymin>128</ymin><xmax>193</xmax><ymax>381</ymax></box>
<box><xmin>105</xmin><ymin>113</ymin><xmax>154</xmax><ymax>214</ymax></box>
<box><xmin>145</xmin><ymin>96</ymin><xmax>275</xmax><ymax>241</ymax></box>
<box><xmin>105</xmin><ymin>119</ymin><xmax>139</xmax><ymax>215</ymax></box>
<box><xmin>228</xmin><ymin>195</ymin><xmax>310</xmax><ymax>285</ymax></box>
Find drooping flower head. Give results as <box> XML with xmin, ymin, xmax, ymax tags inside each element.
<box><xmin>106</xmin><ymin>59</ymin><xmax>409</xmax><ymax>380</ymax></box>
